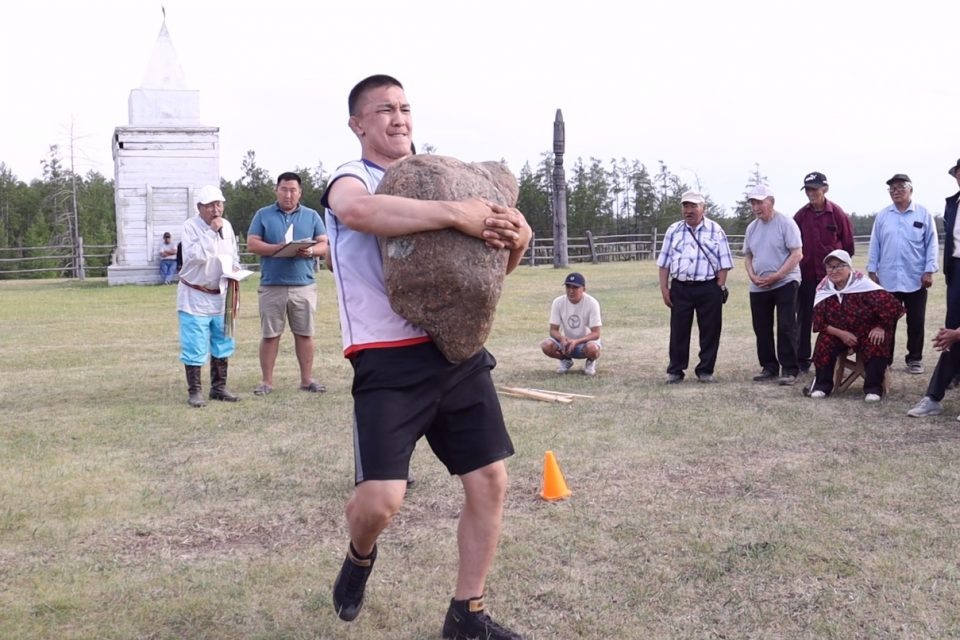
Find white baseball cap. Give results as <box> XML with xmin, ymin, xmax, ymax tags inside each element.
<box><xmin>746</xmin><ymin>183</ymin><xmax>775</xmax><ymax>201</ymax></box>
<box><xmin>823</xmin><ymin>249</ymin><xmax>852</xmax><ymax>267</ymax></box>
<box><xmin>196</xmin><ymin>185</ymin><xmax>226</xmax><ymax>205</ymax></box>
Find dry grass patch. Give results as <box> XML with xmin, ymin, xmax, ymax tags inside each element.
<box><xmin>3</xmin><ymin>262</ymin><xmax>960</xmax><ymax>639</ymax></box>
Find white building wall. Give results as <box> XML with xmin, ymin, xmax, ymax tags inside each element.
<box><xmin>107</xmin><ymin>126</ymin><xmax>220</xmax><ymax>285</ymax></box>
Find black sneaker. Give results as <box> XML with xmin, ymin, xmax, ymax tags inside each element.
<box><xmin>332</xmin><ymin>543</ymin><xmax>377</xmax><ymax>621</ymax></box>
<box><xmin>752</xmin><ymin>370</ymin><xmax>777</xmax><ymax>382</ymax></box>
<box><xmin>441</xmin><ymin>596</ymin><xmax>524</xmax><ymax>640</ymax></box>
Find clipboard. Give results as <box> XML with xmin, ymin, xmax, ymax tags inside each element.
<box><xmin>271</xmin><ymin>240</ymin><xmax>315</xmax><ymax>258</ymax></box>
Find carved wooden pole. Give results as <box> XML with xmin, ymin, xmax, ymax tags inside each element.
<box><xmin>552</xmin><ymin>109</ymin><xmax>569</xmax><ymax>268</ymax></box>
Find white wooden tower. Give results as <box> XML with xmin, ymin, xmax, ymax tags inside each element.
<box><xmin>108</xmin><ymin>16</ymin><xmax>220</xmax><ymax>285</ymax></box>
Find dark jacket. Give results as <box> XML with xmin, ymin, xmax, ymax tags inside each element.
<box><xmin>944</xmin><ymin>191</ymin><xmax>960</xmax><ymax>286</ymax></box>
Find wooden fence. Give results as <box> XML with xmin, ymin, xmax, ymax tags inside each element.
<box><xmin>0</xmin><ymin>235</ymin><xmax>882</xmax><ymax>279</ymax></box>
<box><xmin>527</xmin><ymin>233</ymin><xmax>874</xmax><ymax>265</ymax></box>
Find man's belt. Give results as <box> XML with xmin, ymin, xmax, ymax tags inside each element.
<box><xmin>180</xmin><ymin>278</ymin><xmax>221</xmax><ymax>294</ymax></box>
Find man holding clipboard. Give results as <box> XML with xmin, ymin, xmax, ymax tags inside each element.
<box><xmin>247</xmin><ymin>172</ymin><xmax>328</xmax><ymax>395</ymax></box>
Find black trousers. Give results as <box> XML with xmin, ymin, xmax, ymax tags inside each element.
<box><xmin>925</xmin><ymin>345</ymin><xmax>960</xmax><ymax>401</ymax></box>
<box><xmin>946</xmin><ymin>261</ymin><xmax>960</xmax><ymax>329</ymax></box>
<box><xmin>667</xmin><ymin>279</ymin><xmax>724</xmax><ymax>378</ymax></box>
<box><xmin>890</xmin><ymin>289</ymin><xmax>927</xmax><ymax>365</ymax></box>
<box><xmin>750</xmin><ymin>281</ymin><xmax>799</xmax><ymax>377</ymax></box>
<box><xmin>796</xmin><ymin>278</ymin><xmax>818</xmax><ymax>370</ymax></box>
<box><xmin>812</xmin><ymin>351</ymin><xmax>888</xmax><ymax>396</ymax></box>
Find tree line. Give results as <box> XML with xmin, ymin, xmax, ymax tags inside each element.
<box><xmin>0</xmin><ymin>147</ymin><xmax>881</xmax><ymax>278</ymax></box>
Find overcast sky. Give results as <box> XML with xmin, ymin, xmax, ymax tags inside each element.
<box><xmin>2</xmin><ymin>0</ymin><xmax>959</xmax><ymax>219</ymax></box>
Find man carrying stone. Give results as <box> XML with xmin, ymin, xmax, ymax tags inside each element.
<box><xmin>246</xmin><ymin>172</ymin><xmax>328</xmax><ymax>395</ymax></box>
<box><xmin>177</xmin><ymin>185</ymin><xmax>241</xmax><ymax>407</ymax></box>
<box><xmin>539</xmin><ymin>271</ymin><xmax>603</xmax><ymax>376</ymax></box>
<box><xmin>321</xmin><ymin>74</ymin><xmax>529</xmax><ymax>639</ymax></box>
<box><xmin>657</xmin><ymin>190</ymin><xmax>733</xmax><ymax>383</ymax></box>
<box><xmin>743</xmin><ymin>184</ymin><xmax>804</xmax><ymax>386</ymax></box>
<box><xmin>866</xmin><ymin>173</ymin><xmax>938</xmax><ymax>374</ymax></box>
<box><xmin>793</xmin><ymin>171</ymin><xmax>854</xmax><ymax>374</ymax></box>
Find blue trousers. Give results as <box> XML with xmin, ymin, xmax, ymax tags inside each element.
<box><xmin>178</xmin><ymin>311</ymin><xmax>235</xmax><ymax>366</ymax></box>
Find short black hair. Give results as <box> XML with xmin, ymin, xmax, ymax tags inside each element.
<box><xmin>277</xmin><ymin>172</ymin><xmax>301</xmax><ymax>186</ymax></box>
<box><xmin>348</xmin><ymin>74</ymin><xmax>404</xmax><ymax>116</ymax></box>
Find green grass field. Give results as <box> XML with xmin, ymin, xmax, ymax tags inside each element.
<box><xmin>2</xmin><ymin>260</ymin><xmax>959</xmax><ymax>639</ymax></box>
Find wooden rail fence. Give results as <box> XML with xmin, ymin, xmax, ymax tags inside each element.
<box><xmin>0</xmin><ymin>235</ymin><xmax>880</xmax><ymax>278</ymax></box>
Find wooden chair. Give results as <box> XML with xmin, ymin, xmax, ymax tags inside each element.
<box><xmin>833</xmin><ymin>350</ymin><xmax>891</xmax><ymax>394</ymax></box>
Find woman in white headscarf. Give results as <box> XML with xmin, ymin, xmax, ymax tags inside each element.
<box><xmin>808</xmin><ymin>249</ymin><xmax>904</xmax><ymax>401</ymax></box>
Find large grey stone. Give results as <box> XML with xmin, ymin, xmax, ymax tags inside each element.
<box><xmin>376</xmin><ymin>155</ymin><xmax>518</xmax><ymax>363</ymax></box>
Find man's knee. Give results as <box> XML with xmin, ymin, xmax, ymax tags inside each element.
<box><xmin>348</xmin><ymin>480</ymin><xmax>406</xmax><ymax>529</ymax></box>
<box><xmin>540</xmin><ymin>339</ymin><xmax>558</xmax><ymax>357</ymax></box>
<box><xmin>462</xmin><ymin>462</ymin><xmax>508</xmax><ymax>507</ymax></box>
<box><xmin>584</xmin><ymin>342</ymin><xmax>601</xmax><ymax>360</ymax></box>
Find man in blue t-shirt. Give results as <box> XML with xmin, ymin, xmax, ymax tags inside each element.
<box><xmin>246</xmin><ymin>172</ymin><xmax>328</xmax><ymax>395</ymax></box>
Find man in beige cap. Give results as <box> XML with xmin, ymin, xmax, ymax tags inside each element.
<box><xmin>657</xmin><ymin>190</ymin><xmax>733</xmax><ymax>383</ymax></box>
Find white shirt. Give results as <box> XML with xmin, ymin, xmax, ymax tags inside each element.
<box><xmin>176</xmin><ymin>215</ymin><xmax>240</xmax><ymax>316</ymax></box>
<box><xmin>549</xmin><ymin>293</ymin><xmax>602</xmax><ymax>341</ymax></box>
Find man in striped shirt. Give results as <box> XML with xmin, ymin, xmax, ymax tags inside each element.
<box><xmin>657</xmin><ymin>190</ymin><xmax>734</xmax><ymax>383</ymax></box>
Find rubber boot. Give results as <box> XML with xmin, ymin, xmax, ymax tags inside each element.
<box><xmin>209</xmin><ymin>357</ymin><xmax>239</xmax><ymax>402</ymax></box>
<box><xmin>185</xmin><ymin>365</ymin><xmax>207</xmax><ymax>408</ymax></box>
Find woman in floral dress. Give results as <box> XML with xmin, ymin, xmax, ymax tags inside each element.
<box><xmin>809</xmin><ymin>249</ymin><xmax>904</xmax><ymax>401</ymax></box>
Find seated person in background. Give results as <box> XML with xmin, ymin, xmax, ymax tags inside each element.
<box><xmin>807</xmin><ymin>250</ymin><xmax>904</xmax><ymax>402</ymax></box>
<box><xmin>540</xmin><ymin>272</ymin><xmax>602</xmax><ymax>376</ymax></box>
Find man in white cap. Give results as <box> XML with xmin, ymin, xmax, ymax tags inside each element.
<box><xmin>742</xmin><ymin>184</ymin><xmax>803</xmax><ymax>385</ymax></box>
<box><xmin>177</xmin><ymin>185</ymin><xmax>241</xmax><ymax>407</ymax></box>
<box><xmin>866</xmin><ymin>174</ymin><xmax>938</xmax><ymax>374</ymax></box>
<box><xmin>657</xmin><ymin>190</ymin><xmax>733</xmax><ymax>383</ymax></box>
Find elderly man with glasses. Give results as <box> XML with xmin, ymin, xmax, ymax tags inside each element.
<box><xmin>866</xmin><ymin>174</ymin><xmax>938</xmax><ymax>374</ymax></box>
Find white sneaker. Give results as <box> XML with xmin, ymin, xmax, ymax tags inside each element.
<box><xmin>906</xmin><ymin>396</ymin><xmax>943</xmax><ymax>417</ymax></box>
<box><xmin>583</xmin><ymin>359</ymin><xmax>597</xmax><ymax>376</ymax></box>
<box><xmin>556</xmin><ymin>359</ymin><xmax>574</xmax><ymax>374</ymax></box>
<box><xmin>809</xmin><ymin>390</ymin><xmax>826</xmax><ymax>399</ymax></box>
<box><xmin>864</xmin><ymin>393</ymin><xmax>881</xmax><ymax>403</ymax></box>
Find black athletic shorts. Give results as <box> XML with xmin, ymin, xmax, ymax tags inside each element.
<box><xmin>349</xmin><ymin>341</ymin><xmax>514</xmax><ymax>483</ymax></box>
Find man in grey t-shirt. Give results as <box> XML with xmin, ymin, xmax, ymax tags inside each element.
<box><xmin>742</xmin><ymin>184</ymin><xmax>804</xmax><ymax>386</ymax></box>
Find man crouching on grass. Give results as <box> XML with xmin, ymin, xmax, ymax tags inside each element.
<box><xmin>320</xmin><ymin>74</ymin><xmax>530</xmax><ymax>639</ymax></box>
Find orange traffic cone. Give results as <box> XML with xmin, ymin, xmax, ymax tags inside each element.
<box><xmin>539</xmin><ymin>450</ymin><xmax>571</xmax><ymax>501</ymax></box>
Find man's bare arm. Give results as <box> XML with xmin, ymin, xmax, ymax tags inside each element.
<box><xmin>327</xmin><ymin>177</ymin><xmax>492</xmax><ymax>238</ymax></box>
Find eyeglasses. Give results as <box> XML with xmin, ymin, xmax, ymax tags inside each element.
<box><xmin>888</xmin><ymin>185</ymin><xmax>909</xmax><ymax>193</ymax></box>
<box><xmin>825</xmin><ymin>263</ymin><xmax>849</xmax><ymax>272</ymax></box>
